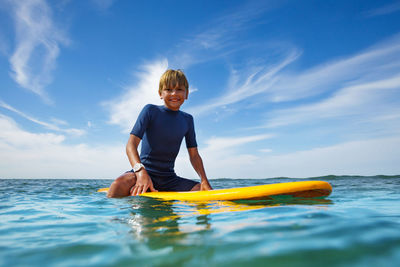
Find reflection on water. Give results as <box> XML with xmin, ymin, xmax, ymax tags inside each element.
<box><xmin>125</xmin><ymin>196</ymin><xmax>333</xmax><ymax>246</ymax></box>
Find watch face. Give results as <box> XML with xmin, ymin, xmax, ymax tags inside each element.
<box><xmin>134</xmin><ymin>163</ymin><xmax>143</xmax><ymax>172</ymax></box>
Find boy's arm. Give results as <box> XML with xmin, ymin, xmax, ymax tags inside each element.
<box><xmin>188</xmin><ymin>147</ymin><xmax>212</xmax><ymax>190</ymax></box>
<box><xmin>126</xmin><ymin>134</ymin><xmax>157</xmax><ymax>195</ymax></box>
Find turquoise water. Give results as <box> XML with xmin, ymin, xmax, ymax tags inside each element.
<box><xmin>1</xmin><ymin>176</ymin><xmax>400</xmax><ymax>266</ymax></box>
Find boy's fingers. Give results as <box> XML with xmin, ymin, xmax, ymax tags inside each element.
<box><xmin>141</xmin><ymin>185</ymin><xmax>148</xmax><ymax>194</ymax></box>
<box><xmin>150</xmin><ymin>184</ymin><xmax>158</xmax><ymax>192</ymax></box>
<box><xmin>132</xmin><ymin>186</ymin><xmax>139</xmax><ymax>196</ymax></box>
<box><xmin>133</xmin><ymin>185</ymin><xmax>143</xmax><ymax>196</ymax></box>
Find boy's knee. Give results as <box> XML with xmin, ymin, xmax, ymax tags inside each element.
<box><xmin>107</xmin><ymin>172</ymin><xmax>136</xmax><ymax>198</ymax></box>
<box><xmin>115</xmin><ymin>172</ymin><xmax>136</xmax><ymax>186</ymax></box>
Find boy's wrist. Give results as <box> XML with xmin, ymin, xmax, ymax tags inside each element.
<box><xmin>133</xmin><ymin>162</ymin><xmax>145</xmax><ymax>172</ymax></box>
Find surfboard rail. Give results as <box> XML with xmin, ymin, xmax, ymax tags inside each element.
<box><xmin>98</xmin><ymin>181</ymin><xmax>332</xmax><ymax>201</ymax></box>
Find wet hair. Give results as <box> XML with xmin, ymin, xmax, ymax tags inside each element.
<box><xmin>159</xmin><ymin>69</ymin><xmax>189</xmax><ymax>97</ymax></box>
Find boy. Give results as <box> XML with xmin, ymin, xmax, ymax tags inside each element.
<box><xmin>107</xmin><ymin>69</ymin><xmax>212</xmax><ymax>198</ymax></box>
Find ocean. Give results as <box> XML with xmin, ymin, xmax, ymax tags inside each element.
<box><xmin>1</xmin><ymin>176</ymin><xmax>399</xmax><ymax>266</ymax></box>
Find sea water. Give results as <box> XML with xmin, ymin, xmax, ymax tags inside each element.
<box><xmin>1</xmin><ymin>176</ymin><xmax>399</xmax><ymax>267</ymax></box>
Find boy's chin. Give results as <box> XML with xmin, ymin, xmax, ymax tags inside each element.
<box><xmin>164</xmin><ymin>102</ymin><xmax>183</xmax><ymax>110</ymax></box>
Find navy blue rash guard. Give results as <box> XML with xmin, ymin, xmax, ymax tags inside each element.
<box><xmin>130</xmin><ymin>104</ymin><xmax>197</xmax><ymax>178</ymax></box>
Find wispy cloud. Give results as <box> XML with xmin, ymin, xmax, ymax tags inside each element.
<box><xmin>265</xmin><ymin>75</ymin><xmax>400</xmax><ymax>128</ymax></box>
<box><xmin>169</xmin><ymin>1</ymin><xmax>275</xmax><ymax>68</ymax></box>
<box><xmin>265</xmin><ymin>35</ymin><xmax>400</xmax><ymax>103</ymax></box>
<box><xmin>252</xmin><ymin>35</ymin><xmax>400</xmax><ymax>143</ymax></box>
<box><xmin>7</xmin><ymin>0</ymin><xmax>68</xmax><ymax>103</ymax></box>
<box><xmin>186</xmin><ymin>32</ymin><xmax>400</xmax><ymax>119</ymax></box>
<box><xmin>364</xmin><ymin>2</ymin><xmax>400</xmax><ymax>17</ymax></box>
<box><xmin>186</xmin><ymin>48</ymin><xmax>301</xmax><ymax>116</ymax></box>
<box><xmin>90</xmin><ymin>0</ymin><xmax>116</xmax><ymax>11</ymax></box>
<box><xmin>0</xmin><ymin>100</ymin><xmax>85</xmax><ymax>136</ymax></box>
<box><xmin>104</xmin><ymin>59</ymin><xmax>167</xmax><ymax>132</ymax></box>
<box><xmin>203</xmin><ymin>134</ymin><xmax>274</xmax><ymax>152</ymax></box>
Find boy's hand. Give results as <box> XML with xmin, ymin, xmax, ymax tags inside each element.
<box><xmin>130</xmin><ymin>170</ymin><xmax>158</xmax><ymax>196</ymax></box>
<box><xmin>200</xmin><ymin>180</ymin><xmax>212</xmax><ymax>191</ymax></box>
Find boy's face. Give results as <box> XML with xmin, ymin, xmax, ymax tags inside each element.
<box><xmin>159</xmin><ymin>83</ymin><xmax>187</xmax><ymax>111</ymax></box>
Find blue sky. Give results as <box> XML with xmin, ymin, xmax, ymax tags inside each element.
<box><xmin>1</xmin><ymin>0</ymin><xmax>400</xmax><ymax>179</ymax></box>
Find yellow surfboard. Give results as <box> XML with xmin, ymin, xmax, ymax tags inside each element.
<box><xmin>98</xmin><ymin>181</ymin><xmax>332</xmax><ymax>201</ymax></box>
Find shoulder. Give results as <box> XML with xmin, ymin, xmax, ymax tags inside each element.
<box><xmin>143</xmin><ymin>104</ymin><xmax>158</xmax><ymax>111</ymax></box>
<box><xmin>179</xmin><ymin>110</ymin><xmax>195</xmax><ymax>126</ymax></box>
<box><xmin>179</xmin><ymin>110</ymin><xmax>194</xmax><ymax>120</ymax></box>
<box><xmin>141</xmin><ymin>104</ymin><xmax>161</xmax><ymax>115</ymax></box>
<box><xmin>136</xmin><ymin>104</ymin><xmax>160</xmax><ymax>122</ymax></box>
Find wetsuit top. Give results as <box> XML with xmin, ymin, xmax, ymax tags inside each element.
<box><xmin>130</xmin><ymin>104</ymin><xmax>197</xmax><ymax>177</ymax></box>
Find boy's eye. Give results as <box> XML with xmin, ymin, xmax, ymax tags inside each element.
<box><xmin>164</xmin><ymin>88</ymin><xmax>185</xmax><ymax>93</ymax></box>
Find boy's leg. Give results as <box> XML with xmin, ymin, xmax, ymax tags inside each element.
<box><xmin>107</xmin><ymin>171</ymin><xmax>137</xmax><ymax>198</ymax></box>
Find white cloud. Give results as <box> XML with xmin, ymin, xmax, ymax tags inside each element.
<box><xmin>177</xmin><ymin>134</ymin><xmax>400</xmax><ymax>179</ymax></box>
<box><xmin>203</xmin><ymin>134</ymin><xmax>274</xmax><ymax>152</ymax></box>
<box><xmin>249</xmin><ymin>137</ymin><xmax>400</xmax><ymax>178</ymax></box>
<box><xmin>104</xmin><ymin>59</ymin><xmax>167</xmax><ymax>132</ymax></box>
<box><xmin>3</xmin><ymin>112</ymin><xmax>397</xmax><ymax>179</ymax></box>
<box><xmin>0</xmin><ymin>100</ymin><xmax>85</xmax><ymax>136</ymax></box>
<box><xmin>0</xmin><ymin>114</ymin><xmax>65</xmax><ymax>147</ymax></box>
<box><xmin>265</xmin><ymin>74</ymin><xmax>400</xmax><ymax>128</ymax></box>
<box><xmin>7</xmin><ymin>0</ymin><xmax>68</xmax><ymax>102</ymax></box>
<box><xmin>0</xmin><ymin>114</ymin><xmax>127</xmax><ymax>179</ymax></box>
<box><xmin>175</xmin><ymin>134</ymin><xmax>274</xmax><ymax>179</ymax></box>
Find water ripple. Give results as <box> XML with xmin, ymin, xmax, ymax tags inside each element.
<box><xmin>1</xmin><ymin>177</ymin><xmax>400</xmax><ymax>266</ymax></box>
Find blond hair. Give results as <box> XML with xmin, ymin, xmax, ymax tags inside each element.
<box><xmin>159</xmin><ymin>69</ymin><xmax>189</xmax><ymax>96</ymax></box>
